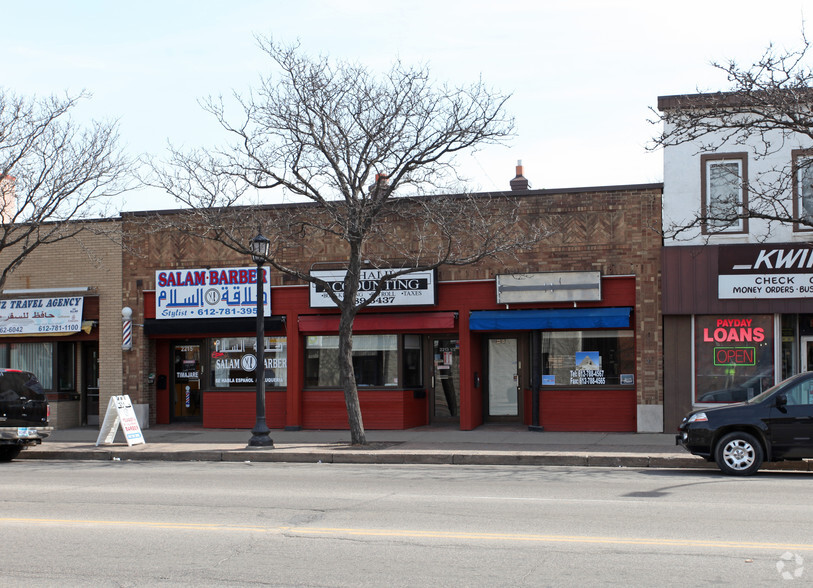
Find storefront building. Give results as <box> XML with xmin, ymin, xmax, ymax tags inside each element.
<box><xmin>659</xmin><ymin>91</ymin><xmax>813</xmax><ymax>430</ymax></box>
<box><xmin>661</xmin><ymin>244</ymin><xmax>813</xmax><ymax>428</ymax></box>
<box><xmin>0</xmin><ymin>221</ymin><xmax>123</xmax><ymax>428</ymax></box>
<box><xmin>123</xmin><ymin>180</ymin><xmax>664</xmax><ymax>432</ymax></box>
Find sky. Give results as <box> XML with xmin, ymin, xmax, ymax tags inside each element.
<box><xmin>2</xmin><ymin>0</ymin><xmax>811</xmax><ymax>211</ymax></box>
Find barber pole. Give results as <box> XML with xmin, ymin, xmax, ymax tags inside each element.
<box><xmin>122</xmin><ymin>307</ymin><xmax>133</xmax><ymax>351</ymax></box>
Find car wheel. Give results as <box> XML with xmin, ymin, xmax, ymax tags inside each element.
<box><xmin>0</xmin><ymin>446</ymin><xmax>22</xmax><ymax>462</ymax></box>
<box><xmin>714</xmin><ymin>432</ymin><xmax>763</xmax><ymax>476</ymax></box>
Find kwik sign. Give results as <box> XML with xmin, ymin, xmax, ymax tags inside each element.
<box><xmin>718</xmin><ymin>243</ymin><xmax>813</xmax><ymax>299</ymax></box>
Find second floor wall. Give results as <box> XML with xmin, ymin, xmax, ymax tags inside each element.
<box><xmin>660</xmin><ymin>93</ymin><xmax>813</xmax><ymax>246</ymax></box>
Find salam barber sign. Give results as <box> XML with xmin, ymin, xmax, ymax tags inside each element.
<box><xmin>156</xmin><ymin>267</ymin><xmax>271</xmax><ymax>319</ymax></box>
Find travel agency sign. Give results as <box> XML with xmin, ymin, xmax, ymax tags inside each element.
<box><xmin>718</xmin><ymin>243</ymin><xmax>813</xmax><ymax>299</ymax></box>
<box><xmin>0</xmin><ymin>296</ymin><xmax>83</xmax><ymax>334</ymax></box>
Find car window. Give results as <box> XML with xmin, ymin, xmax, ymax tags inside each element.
<box><xmin>784</xmin><ymin>379</ymin><xmax>813</xmax><ymax>406</ymax></box>
<box><xmin>0</xmin><ymin>372</ymin><xmax>25</xmax><ymax>399</ymax></box>
<box><xmin>0</xmin><ymin>371</ymin><xmax>43</xmax><ymax>400</ymax></box>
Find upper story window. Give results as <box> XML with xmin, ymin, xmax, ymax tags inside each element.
<box><xmin>792</xmin><ymin>149</ymin><xmax>813</xmax><ymax>231</ymax></box>
<box><xmin>701</xmin><ymin>153</ymin><xmax>748</xmax><ymax>234</ymax></box>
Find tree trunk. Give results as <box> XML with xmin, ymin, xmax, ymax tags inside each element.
<box><xmin>338</xmin><ymin>307</ymin><xmax>366</xmax><ymax>445</ymax></box>
<box><xmin>338</xmin><ymin>240</ymin><xmax>367</xmax><ymax>445</ymax></box>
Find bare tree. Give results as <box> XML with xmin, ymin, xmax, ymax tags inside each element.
<box><xmin>651</xmin><ymin>33</ymin><xmax>813</xmax><ymax>238</ymax></box>
<box><xmin>0</xmin><ymin>90</ymin><xmax>131</xmax><ymax>288</ymax></box>
<box><xmin>150</xmin><ymin>39</ymin><xmax>544</xmax><ymax>445</ymax></box>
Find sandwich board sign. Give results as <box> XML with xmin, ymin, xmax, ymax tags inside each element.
<box><xmin>95</xmin><ymin>395</ymin><xmax>146</xmax><ymax>446</ymax></box>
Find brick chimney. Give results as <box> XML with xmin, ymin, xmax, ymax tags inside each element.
<box><xmin>509</xmin><ymin>160</ymin><xmax>529</xmax><ymax>191</ymax></box>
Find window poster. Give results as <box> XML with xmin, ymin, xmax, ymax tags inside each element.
<box><xmin>570</xmin><ymin>351</ymin><xmax>605</xmax><ymax>385</ymax></box>
<box><xmin>694</xmin><ymin>315</ymin><xmax>774</xmax><ymax>403</ymax></box>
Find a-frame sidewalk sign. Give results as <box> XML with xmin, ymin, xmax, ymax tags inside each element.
<box><xmin>95</xmin><ymin>395</ymin><xmax>146</xmax><ymax>446</ymax></box>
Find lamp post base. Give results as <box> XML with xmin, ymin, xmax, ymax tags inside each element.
<box><xmin>247</xmin><ymin>434</ymin><xmax>274</xmax><ymax>447</ymax></box>
<box><xmin>248</xmin><ymin>422</ymin><xmax>274</xmax><ymax>447</ymax></box>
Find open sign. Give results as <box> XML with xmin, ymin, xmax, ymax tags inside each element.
<box><xmin>714</xmin><ymin>346</ymin><xmax>756</xmax><ymax>366</ymax></box>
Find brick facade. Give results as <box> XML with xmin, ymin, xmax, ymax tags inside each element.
<box><xmin>122</xmin><ymin>184</ymin><xmax>664</xmax><ymax>430</ymax></box>
<box><xmin>0</xmin><ymin>221</ymin><xmax>123</xmax><ymax>427</ymax></box>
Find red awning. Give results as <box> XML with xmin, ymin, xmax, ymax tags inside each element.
<box><xmin>298</xmin><ymin>312</ymin><xmax>456</xmax><ymax>333</ymax></box>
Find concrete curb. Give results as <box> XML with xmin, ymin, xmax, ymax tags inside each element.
<box><xmin>13</xmin><ymin>448</ymin><xmax>711</xmax><ymax>469</ymax></box>
<box><xmin>16</xmin><ymin>446</ymin><xmax>813</xmax><ymax>472</ymax></box>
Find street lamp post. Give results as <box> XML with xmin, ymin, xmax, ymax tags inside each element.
<box><xmin>248</xmin><ymin>230</ymin><xmax>273</xmax><ymax>448</ymax></box>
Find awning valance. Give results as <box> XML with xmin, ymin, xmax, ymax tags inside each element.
<box><xmin>298</xmin><ymin>312</ymin><xmax>456</xmax><ymax>333</ymax></box>
<box><xmin>469</xmin><ymin>307</ymin><xmax>632</xmax><ymax>331</ymax></box>
<box><xmin>144</xmin><ymin>316</ymin><xmax>285</xmax><ymax>336</ymax></box>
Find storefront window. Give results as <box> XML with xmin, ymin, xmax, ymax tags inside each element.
<box><xmin>10</xmin><ymin>342</ymin><xmax>53</xmax><ymax>389</ymax></box>
<box><xmin>57</xmin><ymin>342</ymin><xmax>75</xmax><ymax>391</ymax></box>
<box><xmin>540</xmin><ymin>330</ymin><xmax>634</xmax><ymax>386</ymax></box>
<box><xmin>305</xmin><ymin>334</ymin><xmax>398</xmax><ymax>387</ymax></box>
<box><xmin>782</xmin><ymin>314</ymin><xmax>797</xmax><ymax>380</ymax></box>
<box><xmin>209</xmin><ymin>336</ymin><xmax>287</xmax><ymax>389</ymax></box>
<box><xmin>694</xmin><ymin>315</ymin><xmax>774</xmax><ymax>403</ymax></box>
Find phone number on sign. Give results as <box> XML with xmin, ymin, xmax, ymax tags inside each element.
<box><xmin>36</xmin><ymin>324</ymin><xmax>80</xmax><ymax>333</ymax></box>
<box><xmin>196</xmin><ymin>307</ymin><xmax>258</xmax><ymax>317</ymax></box>
<box><xmin>355</xmin><ymin>296</ymin><xmax>396</xmax><ymax>305</ymax></box>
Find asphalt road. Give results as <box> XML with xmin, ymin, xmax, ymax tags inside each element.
<box><xmin>2</xmin><ymin>460</ymin><xmax>812</xmax><ymax>586</ymax></box>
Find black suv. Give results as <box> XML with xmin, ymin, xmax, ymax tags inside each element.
<box><xmin>677</xmin><ymin>371</ymin><xmax>813</xmax><ymax>475</ymax></box>
<box><xmin>0</xmin><ymin>368</ymin><xmax>50</xmax><ymax>461</ymax></box>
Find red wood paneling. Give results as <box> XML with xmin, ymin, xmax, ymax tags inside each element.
<box><xmin>301</xmin><ymin>390</ymin><xmax>426</xmax><ymax>430</ymax></box>
<box><xmin>203</xmin><ymin>391</ymin><xmax>286</xmax><ymax>429</ymax></box>
<box><xmin>539</xmin><ymin>389</ymin><xmax>636</xmax><ymax>432</ymax></box>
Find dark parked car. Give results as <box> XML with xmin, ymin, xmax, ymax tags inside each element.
<box><xmin>0</xmin><ymin>368</ymin><xmax>51</xmax><ymax>461</ymax></box>
<box><xmin>677</xmin><ymin>372</ymin><xmax>813</xmax><ymax>475</ymax></box>
<box><xmin>695</xmin><ymin>370</ymin><xmax>774</xmax><ymax>403</ymax></box>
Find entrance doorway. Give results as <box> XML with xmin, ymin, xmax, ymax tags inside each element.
<box><xmin>431</xmin><ymin>338</ymin><xmax>459</xmax><ymax>421</ymax></box>
<box><xmin>83</xmin><ymin>342</ymin><xmax>100</xmax><ymax>426</ymax></box>
<box><xmin>801</xmin><ymin>336</ymin><xmax>813</xmax><ymax>372</ymax></box>
<box><xmin>171</xmin><ymin>342</ymin><xmax>202</xmax><ymax>422</ymax></box>
<box><xmin>487</xmin><ymin>338</ymin><xmax>519</xmax><ymax>418</ymax></box>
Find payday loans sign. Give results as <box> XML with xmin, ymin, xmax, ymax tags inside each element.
<box><xmin>0</xmin><ymin>296</ymin><xmax>83</xmax><ymax>335</ymax></box>
<box><xmin>156</xmin><ymin>267</ymin><xmax>271</xmax><ymax>319</ymax></box>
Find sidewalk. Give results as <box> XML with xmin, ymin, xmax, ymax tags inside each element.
<box><xmin>16</xmin><ymin>423</ymin><xmax>813</xmax><ymax>471</ymax></box>
<box><xmin>13</xmin><ymin>423</ymin><xmax>729</xmax><ymax>470</ymax></box>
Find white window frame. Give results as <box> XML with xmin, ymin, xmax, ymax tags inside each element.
<box><xmin>701</xmin><ymin>153</ymin><xmax>748</xmax><ymax>234</ymax></box>
<box><xmin>792</xmin><ymin>149</ymin><xmax>813</xmax><ymax>231</ymax></box>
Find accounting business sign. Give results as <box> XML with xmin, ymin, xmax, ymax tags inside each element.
<box><xmin>718</xmin><ymin>243</ymin><xmax>813</xmax><ymax>299</ymax></box>
<box><xmin>309</xmin><ymin>269</ymin><xmax>437</xmax><ymax>308</ymax></box>
<box><xmin>156</xmin><ymin>267</ymin><xmax>271</xmax><ymax>319</ymax></box>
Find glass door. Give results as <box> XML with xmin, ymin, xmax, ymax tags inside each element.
<box><xmin>171</xmin><ymin>342</ymin><xmax>202</xmax><ymax>422</ymax></box>
<box><xmin>432</xmin><ymin>338</ymin><xmax>460</xmax><ymax>421</ymax></box>
<box><xmin>83</xmin><ymin>342</ymin><xmax>100</xmax><ymax>426</ymax></box>
<box><xmin>802</xmin><ymin>336</ymin><xmax>813</xmax><ymax>372</ymax></box>
<box><xmin>488</xmin><ymin>338</ymin><xmax>519</xmax><ymax>417</ymax></box>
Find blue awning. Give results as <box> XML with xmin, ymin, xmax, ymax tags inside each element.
<box><xmin>469</xmin><ymin>307</ymin><xmax>632</xmax><ymax>331</ymax></box>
